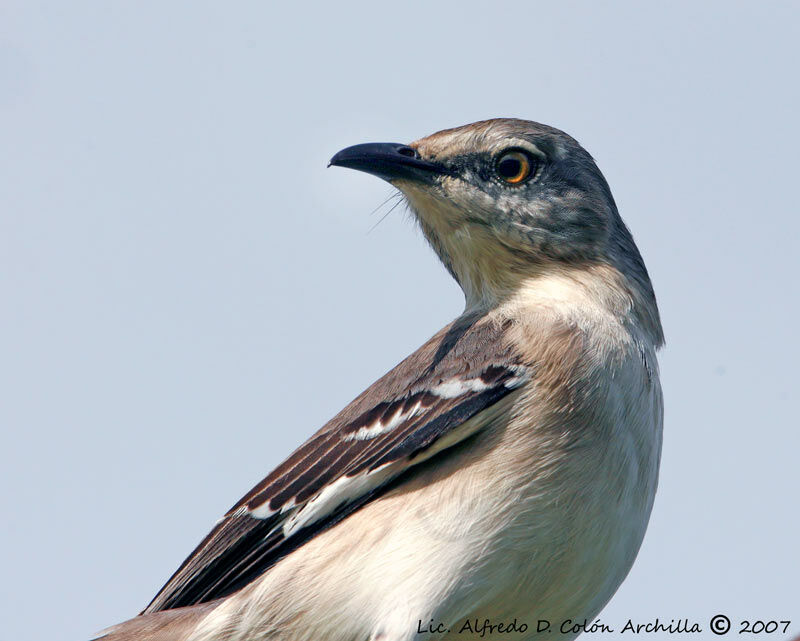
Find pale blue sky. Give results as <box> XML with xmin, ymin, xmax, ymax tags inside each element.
<box><xmin>1</xmin><ymin>2</ymin><xmax>798</xmax><ymax>640</ymax></box>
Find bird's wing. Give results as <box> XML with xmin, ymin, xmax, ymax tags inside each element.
<box><xmin>144</xmin><ymin>313</ymin><xmax>530</xmax><ymax>613</ymax></box>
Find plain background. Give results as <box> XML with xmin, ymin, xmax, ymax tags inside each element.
<box><xmin>1</xmin><ymin>2</ymin><xmax>798</xmax><ymax>640</ymax></box>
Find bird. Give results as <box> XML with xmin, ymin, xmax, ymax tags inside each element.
<box><xmin>95</xmin><ymin>118</ymin><xmax>664</xmax><ymax>641</ymax></box>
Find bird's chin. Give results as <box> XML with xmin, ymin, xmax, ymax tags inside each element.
<box><xmin>392</xmin><ymin>180</ymin><xmax>466</xmax><ymax>234</ymax></box>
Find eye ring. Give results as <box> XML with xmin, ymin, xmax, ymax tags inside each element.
<box><xmin>495</xmin><ymin>149</ymin><xmax>535</xmax><ymax>185</ymax></box>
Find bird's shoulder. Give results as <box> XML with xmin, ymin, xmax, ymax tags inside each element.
<box><xmin>143</xmin><ymin>310</ymin><xmax>538</xmax><ymax>613</ymax></box>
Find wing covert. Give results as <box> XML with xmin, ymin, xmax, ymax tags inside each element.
<box><xmin>144</xmin><ymin>314</ymin><xmax>529</xmax><ymax>613</ymax></box>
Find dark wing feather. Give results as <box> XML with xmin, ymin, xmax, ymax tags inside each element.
<box><xmin>144</xmin><ymin>313</ymin><xmax>528</xmax><ymax>613</ymax></box>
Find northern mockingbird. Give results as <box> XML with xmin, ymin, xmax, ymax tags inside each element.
<box><xmin>97</xmin><ymin>118</ymin><xmax>663</xmax><ymax>641</ymax></box>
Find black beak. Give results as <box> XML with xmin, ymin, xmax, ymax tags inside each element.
<box><xmin>329</xmin><ymin>142</ymin><xmax>446</xmax><ymax>183</ymax></box>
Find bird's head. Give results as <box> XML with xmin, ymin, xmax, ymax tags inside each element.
<box><xmin>331</xmin><ymin>119</ymin><xmax>661</xmax><ymax>344</ymax></box>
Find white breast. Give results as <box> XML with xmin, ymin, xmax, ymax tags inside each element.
<box><xmin>425</xmin><ymin>350</ymin><xmax>662</xmax><ymax>641</ymax></box>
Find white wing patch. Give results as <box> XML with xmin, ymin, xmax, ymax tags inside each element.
<box><xmin>281</xmin><ymin>463</ymin><xmax>397</xmax><ymax>536</ymax></box>
<box><xmin>431</xmin><ymin>364</ymin><xmax>529</xmax><ymax>399</ymax></box>
<box><xmin>343</xmin><ymin>400</ymin><xmax>424</xmax><ymax>441</ymax></box>
<box><xmin>247</xmin><ymin>501</ymin><xmax>276</xmax><ymax>519</ymax></box>
<box><xmin>245</xmin><ymin>364</ymin><xmax>531</xmax><ymax>531</ymax></box>
<box><xmin>247</xmin><ymin>495</ymin><xmax>299</xmax><ymax>519</ymax></box>
<box><xmin>430</xmin><ymin>377</ymin><xmax>492</xmax><ymax>398</ymax></box>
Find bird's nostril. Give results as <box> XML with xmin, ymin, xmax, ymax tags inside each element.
<box><xmin>396</xmin><ymin>146</ymin><xmax>417</xmax><ymax>158</ymax></box>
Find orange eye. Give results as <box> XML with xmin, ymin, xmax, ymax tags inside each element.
<box><xmin>495</xmin><ymin>150</ymin><xmax>533</xmax><ymax>184</ymax></box>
